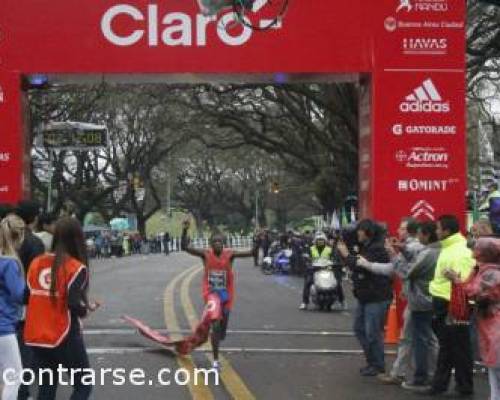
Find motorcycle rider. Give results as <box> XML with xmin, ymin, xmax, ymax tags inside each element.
<box><xmin>300</xmin><ymin>232</ymin><xmax>341</xmax><ymax>310</ymax></box>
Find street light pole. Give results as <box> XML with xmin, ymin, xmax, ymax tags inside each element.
<box><xmin>255</xmin><ymin>190</ymin><xmax>259</xmax><ymax>230</ymax></box>
<box><xmin>47</xmin><ymin>151</ymin><xmax>54</xmax><ymax>212</ymax></box>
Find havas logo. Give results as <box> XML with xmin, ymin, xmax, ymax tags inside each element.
<box><xmin>101</xmin><ymin>0</ymin><xmax>279</xmax><ymax>47</ymax></box>
<box><xmin>403</xmin><ymin>38</ymin><xmax>447</xmax><ymax>55</ymax></box>
<box><xmin>400</xmin><ymin>79</ymin><xmax>450</xmax><ymax>113</ymax></box>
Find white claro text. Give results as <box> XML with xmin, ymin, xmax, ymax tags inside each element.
<box><xmin>101</xmin><ymin>4</ymin><xmax>253</xmax><ymax>47</ymax></box>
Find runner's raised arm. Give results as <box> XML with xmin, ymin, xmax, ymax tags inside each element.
<box><xmin>180</xmin><ymin>222</ymin><xmax>205</xmax><ymax>259</ymax></box>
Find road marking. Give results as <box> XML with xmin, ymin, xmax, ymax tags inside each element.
<box><xmin>84</xmin><ymin>329</ymin><xmax>355</xmax><ymax>337</ymax></box>
<box><xmin>181</xmin><ymin>266</ymin><xmax>256</xmax><ymax>400</ymax></box>
<box><xmin>87</xmin><ymin>347</ymin><xmax>397</xmax><ymax>356</ymax></box>
<box><xmin>164</xmin><ymin>265</ymin><xmax>214</xmax><ymax>400</ymax></box>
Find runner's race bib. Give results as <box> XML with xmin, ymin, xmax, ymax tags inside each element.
<box><xmin>208</xmin><ymin>270</ymin><xmax>227</xmax><ymax>291</ymax></box>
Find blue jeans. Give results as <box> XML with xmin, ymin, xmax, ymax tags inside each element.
<box><xmin>354</xmin><ymin>300</ymin><xmax>391</xmax><ymax>371</ymax></box>
<box><xmin>412</xmin><ymin>310</ymin><xmax>434</xmax><ymax>384</ymax></box>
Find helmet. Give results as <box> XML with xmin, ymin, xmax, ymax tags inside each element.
<box><xmin>314</xmin><ymin>232</ymin><xmax>327</xmax><ymax>242</ymax></box>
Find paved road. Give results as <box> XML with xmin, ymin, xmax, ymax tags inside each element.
<box><xmin>51</xmin><ymin>253</ymin><xmax>489</xmax><ymax>399</ymax></box>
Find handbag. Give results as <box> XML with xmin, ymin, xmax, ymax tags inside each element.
<box><xmin>448</xmin><ymin>282</ymin><xmax>470</xmax><ymax>325</ymax></box>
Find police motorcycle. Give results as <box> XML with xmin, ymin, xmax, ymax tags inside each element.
<box><xmin>273</xmin><ymin>248</ymin><xmax>293</xmax><ymax>274</ymax></box>
<box><xmin>262</xmin><ymin>248</ymin><xmax>293</xmax><ymax>274</ymax></box>
<box><xmin>309</xmin><ymin>257</ymin><xmax>338</xmax><ymax>311</ymax></box>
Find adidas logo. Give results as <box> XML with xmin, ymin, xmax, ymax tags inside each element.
<box><xmin>399</xmin><ymin>78</ymin><xmax>450</xmax><ymax>113</ymax></box>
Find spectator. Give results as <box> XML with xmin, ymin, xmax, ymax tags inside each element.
<box><xmin>425</xmin><ymin>215</ymin><xmax>475</xmax><ymax>396</ymax></box>
<box><xmin>0</xmin><ymin>203</ymin><xmax>14</xmax><ymax>220</ymax></box>
<box><xmin>95</xmin><ymin>234</ymin><xmax>104</xmax><ymax>259</ymax></box>
<box><xmin>24</xmin><ymin>217</ymin><xmax>100</xmax><ymax>400</ymax></box>
<box><xmin>163</xmin><ymin>231</ymin><xmax>171</xmax><ymax>256</ymax></box>
<box><xmin>0</xmin><ymin>214</ymin><xmax>26</xmax><ymax>400</ymax></box>
<box><xmin>401</xmin><ymin>221</ymin><xmax>440</xmax><ymax>391</ymax></box>
<box><xmin>461</xmin><ymin>238</ymin><xmax>500</xmax><ymax>400</ymax></box>
<box><xmin>468</xmin><ymin>218</ymin><xmax>495</xmax><ymax>362</ymax></box>
<box><xmin>469</xmin><ymin>219</ymin><xmax>494</xmax><ymax>249</ymax></box>
<box><xmin>35</xmin><ymin>211</ymin><xmax>57</xmax><ymax>252</ymax></box>
<box><xmin>14</xmin><ymin>200</ymin><xmax>45</xmax><ymax>400</ymax></box>
<box><xmin>376</xmin><ymin>217</ymin><xmax>424</xmax><ymax>386</ymax></box>
<box><xmin>479</xmin><ymin>183</ymin><xmax>500</xmax><ymax>235</ymax></box>
<box><xmin>337</xmin><ymin>219</ymin><xmax>392</xmax><ymax>377</ymax></box>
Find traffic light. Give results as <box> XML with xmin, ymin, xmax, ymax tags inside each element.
<box><xmin>271</xmin><ymin>182</ymin><xmax>280</xmax><ymax>193</ymax></box>
<box><xmin>133</xmin><ymin>176</ymin><xmax>141</xmax><ymax>189</ymax></box>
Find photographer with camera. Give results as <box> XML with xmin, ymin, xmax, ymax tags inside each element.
<box><xmin>337</xmin><ymin>219</ymin><xmax>392</xmax><ymax>377</ymax></box>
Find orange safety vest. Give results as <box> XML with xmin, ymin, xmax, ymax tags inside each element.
<box><xmin>202</xmin><ymin>248</ymin><xmax>234</xmax><ymax>310</ymax></box>
<box><xmin>24</xmin><ymin>254</ymin><xmax>86</xmax><ymax>348</ymax></box>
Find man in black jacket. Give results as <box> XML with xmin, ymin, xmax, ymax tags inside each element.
<box><xmin>15</xmin><ymin>200</ymin><xmax>45</xmax><ymax>400</ymax></box>
<box><xmin>338</xmin><ymin>219</ymin><xmax>392</xmax><ymax>377</ymax></box>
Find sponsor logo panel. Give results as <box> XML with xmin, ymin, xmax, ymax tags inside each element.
<box><xmin>0</xmin><ymin>152</ymin><xmax>11</xmax><ymax>163</ymax></box>
<box><xmin>397</xmin><ymin>178</ymin><xmax>459</xmax><ymax>192</ymax></box>
<box><xmin>391</xmin><ymin>124</ymin><xmax>456</xmax><ymax>136</ymax></box>
<box><xmin>100</xmin><ymin>0</ymin><xmax>282</xmax><ymax>48</ymax></box>
<box><xmin>396</xmin><ymin>0</ymin><xmax>449</xmax><ymax>14</ymax></box>
<box><xmin>411</xmin><ymin>200</ymin><xmax>435</xmax><ymax>220</ymax></box>
<box><xmin>395</xmin><ymin>146</ymin><xmax>449</xmax><ymax>169</ymax></box>
<box><xmin>399</xmin><ymin>78</ymin><xmax>450</xmax><ymax>113</ymax></box>
<box><xmin>402</xmin><ymin>37</ymin><xmax>447</xmax><ymax>56</ymax></box>
<box><xmin>384</xmin><ymin>17</ymin><xmax>463</xmax><ymax>32</ymax></box>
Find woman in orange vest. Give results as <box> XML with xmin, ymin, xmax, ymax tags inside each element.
<box><xmin>181</xmin><ymin>220</ymin><xmax>253</xmax><ymax>370</ymax></box>
<box><xmin>24</xmin><ymin>217</ymin><xmax>100</xmax><ymax>400</ymax></box>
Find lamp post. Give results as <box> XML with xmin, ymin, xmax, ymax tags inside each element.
<box><xmin>255</xmin><ymin>190</ymin><xmax>259</xmax><ymax>230</ymax></box>
<box><xmin>47</xmin><ymin>151</ymin><xmax>54</xmax><ymax>212</ymax></box>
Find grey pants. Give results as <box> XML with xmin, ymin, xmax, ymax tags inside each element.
<box><xmin>390</xmin><ymin>307</ymin><xmax>438</xmax><ymax>382</ymax></box>
<box><xmin>0</xmin><ymin>334</ymin><xmax>23</xmax><ymax>400</ymax></box>
<box><xmin>490</xmin><ymin>367</ymin><xmax>500</xmax><ymax>400</ymax></box>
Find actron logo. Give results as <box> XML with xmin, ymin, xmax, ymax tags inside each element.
<box><xmin>400</xmin><ymin>78</ymin><xmax>450</xmax><ymax>113</ymax></box>
<box><xmin>395</xmin><ymin>147</ymin><xmax>449</xmax><ymax>169</ymax></box>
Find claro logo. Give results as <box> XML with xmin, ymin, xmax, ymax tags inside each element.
<box><xmin>101</xmin><ymin>4</ymin><xmax>257</xmax><ymax>47</ymax></box>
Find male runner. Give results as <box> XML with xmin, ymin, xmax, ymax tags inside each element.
<box><xmin>181</xmin><ymin>221</ymin><xmax>253</xmax><ymax>370</ymax></box>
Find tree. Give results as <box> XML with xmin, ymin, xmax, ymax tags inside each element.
<box><xmin>172</xmin><ymin>82</ymin><xmax>359</xmax><ymax>214</ymax></box>
<box><xmin>30</xmin><ymin>85</ymin><xmax>185</xmax><ymax>234</ymax></box>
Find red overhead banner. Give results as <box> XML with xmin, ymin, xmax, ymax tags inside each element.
<box><xmin>0</xmin><ymin>0</ymin><xmax>467</xmax><ymax>231</ymax></box>
<box><xmin>0</xmin><ymin>0</ymin><xmax>373</xmax><ymax>73</ymax></box>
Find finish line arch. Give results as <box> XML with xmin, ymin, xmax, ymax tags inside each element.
<box><xmin>0</xmin><ymin>0</ymin><xmax>466</xmax><ymax>230</ymax></box>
